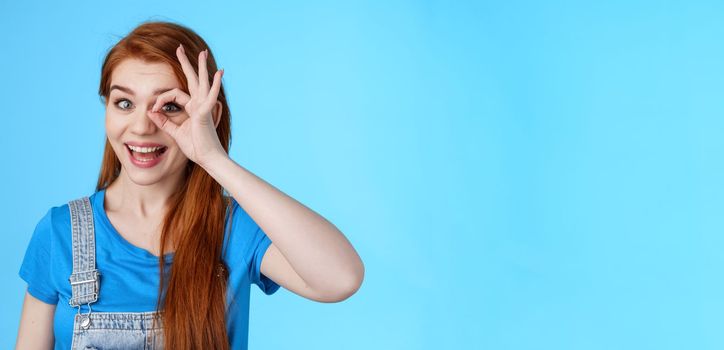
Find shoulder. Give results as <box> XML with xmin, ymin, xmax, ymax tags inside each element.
<box><xmin>223</xmin><ymin>195</ymin><xmax>248</xmax><ymax>220</ymax></box>
<box><xmin>39</xmin><ymin>191</ymin><xmax>100</xmax><ymax>238</ymax></box>
<box><xmin>45</xmin><ymin>194</ymin><xmax>87</xmax><ymax>227</ymax></box>
<box><xmin>34</xmin><ymin>202</ymin><xmax>68</xmax><ymax>232</ymax></box>
<box><xmin>221</xmin><ymin>195</ymin><xmax>264</xmax><ymax>256</ymax></box>
<box><xmin>23</xmin><ymin>200</ymin><xmax>70</xmax><ymax>262</ymax></box>
<box><xmin>48</xmin><ymin>203</ymin><xmax>70</xmax><ymax>226</ymax></box>
<box><xmin>223</xmin><ymin>195</ymin><xmax>259</xmax><ymax>230</ymax></box>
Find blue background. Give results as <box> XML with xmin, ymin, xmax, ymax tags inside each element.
<box><xmin>2</xmin><ymin>1</ymin><xmax>723</xmax><ymax>349</ymax></box>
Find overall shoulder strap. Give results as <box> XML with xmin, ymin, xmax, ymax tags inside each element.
<box><xmin>67</xmin><ymin>196</ymin><xmax>100</xmax><ymax>307</ymax></box>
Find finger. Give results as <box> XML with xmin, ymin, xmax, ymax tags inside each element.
<box><xmin>151</xmin><ymin>88</ymin><xmax>191</xmax><ymax>113</ymax></box>
<box><xmin>177</xmin><ymin>44</ymin><xmax>199</xmax><ymax>95</ymax></box>
<box><xmin>207</xmin><ymin>69</ymin><xmax>223</xmax><ymax>104</ymax></box>
<box><xmin>198</xmin><ymin>49</ymin><xmax>209</xmax><ymax>95</ymax></box>
<box><xmin>147</xmin><ymin>110</ymin><xmax>180</xmax><ymax>137</ymax></box>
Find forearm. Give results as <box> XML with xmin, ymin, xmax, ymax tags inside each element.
<box><xmin>200</xmin><ymin>153</ymin><xmax>364</xmax><ymax>291</ymax></box>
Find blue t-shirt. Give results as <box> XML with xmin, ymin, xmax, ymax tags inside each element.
<box><xmin>18</xmin><ymin>188</ymin><xmax>280</xmax><ymax>350</ymax></box>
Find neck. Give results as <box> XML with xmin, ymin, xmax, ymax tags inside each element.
<box><xmin>105</xmin><ymin>168</ymin><xmax>186</xmax><ymax>219</ymax></box>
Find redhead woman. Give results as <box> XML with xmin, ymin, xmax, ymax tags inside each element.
<box><xmin>15</xmin><ymin>21</ymin><xmax>364</xmax><ymax>350</ymax></box>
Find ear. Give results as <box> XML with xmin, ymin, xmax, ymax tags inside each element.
<box><xmin>212</xmin><ymin>101</ymin><xmax>223</xmax><ymax>128</ymax></box>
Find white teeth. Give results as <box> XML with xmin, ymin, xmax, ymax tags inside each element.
<box><xmin>128</xmin><ymin>144</ymin><xmax>164</xmax><ymax>153</ymax></box>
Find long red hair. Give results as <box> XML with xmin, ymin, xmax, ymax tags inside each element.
<box><xmin>95</xmin><ymin>20</ymin><xmax>235</xmax><ymax>349</ymax></box>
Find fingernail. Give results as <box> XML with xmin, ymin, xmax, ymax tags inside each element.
<box><xmin>179</xmin><ymin>43</ymin><xmax>184</xmax><ymax>52</ymax></box>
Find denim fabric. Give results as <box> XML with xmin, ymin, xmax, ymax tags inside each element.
<box><xmin>18</xmin><ymin>189</ymin><xmax>279</xmax><ymax>349</ymax></box>
<box><xmin>68</xmin><ymin>196</ymin><xmax>164</xmax><ymax>350</ymax></box>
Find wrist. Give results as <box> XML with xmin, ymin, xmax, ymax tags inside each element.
<box><xmin>199</xmin><ymin>151</ymin><xmax>229</xmax><ymax>171</ymax></box>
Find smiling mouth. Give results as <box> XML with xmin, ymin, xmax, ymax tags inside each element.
<box><xmin>125</xmin><ymin>144</ymin><xmax>168</xmax><ymax>161</ymax></box>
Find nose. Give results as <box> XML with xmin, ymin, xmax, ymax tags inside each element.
<box><xmin>130</xmin><ymin>105</ymin><xmax>158</xmax><ymax>135</ymax></box>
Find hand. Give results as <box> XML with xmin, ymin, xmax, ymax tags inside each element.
<box><xmin>147</xmin><ymin>44</ymin><xmax>226</xmax><ymax>168</ymax></box>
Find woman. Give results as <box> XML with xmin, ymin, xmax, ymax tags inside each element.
<box><xmin>15</xmin><ymin>20</ymin><xmax>364</xmax><ymax>350</ymax></box>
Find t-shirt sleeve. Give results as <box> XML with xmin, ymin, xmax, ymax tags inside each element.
<box><xmin>249</xmin><ymin>224</ymin><xmax>281</xmax><ymax>295</ymax></box>
<box><xmin>228</xmin><ymin>197</ymin><xmax>281</xmax><ymax>295</ymax></box>
<box><xmin>18</xmin><ymin>207</ymin><xmax>58</xmax><ymax>305</ymax></box>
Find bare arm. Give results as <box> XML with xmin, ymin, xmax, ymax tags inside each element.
<box><xmin>149</xmin><ymin>45</ymin><xmax>364</xmax><ymax>302</ymax></box>
<box><xmin>16</xmin><ymin>290</ymin><xmax>55</xmax><ymax>350</ymax></box>
<box><xmin>202</xmin><ymin>154</ymin><xmax>365</xmax><ymax>302</ymax></box>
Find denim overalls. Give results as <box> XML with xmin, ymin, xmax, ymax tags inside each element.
<box><xmin>68</xmin><ymin>196</ymin><xmax>165</xmax><ymax>349</ymax></box>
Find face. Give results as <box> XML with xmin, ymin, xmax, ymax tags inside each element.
<box><xmin>105</xmin><ymin>58</ymin><xmax>190</xmax><ymax>186</ymax></box>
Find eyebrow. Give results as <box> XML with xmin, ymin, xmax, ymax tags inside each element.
<box><xmin>110</xmin><ymin>84</ymin><xmax>175</xmax><ymax>96</ymax></box>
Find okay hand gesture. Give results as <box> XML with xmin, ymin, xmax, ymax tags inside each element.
<box><xmin>147</xmin><ymin>44</ymin><xmax>225</xmax><ymax>168</ymax></box>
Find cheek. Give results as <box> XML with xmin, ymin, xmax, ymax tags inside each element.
<box><xmin>105</xmin><ymin>111</ymin><xmax>126</xmax><ymax>134</ymax></box>
<box><xmin>104</xmin><ymin>113</ymin><xmax>126</xmax><ymax>155</ymax></box>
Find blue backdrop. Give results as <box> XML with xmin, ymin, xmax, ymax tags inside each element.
<box><xmin>2</xmin><ymin>1</ymin><xmax>723</xmax><ymax>349</ymax></box>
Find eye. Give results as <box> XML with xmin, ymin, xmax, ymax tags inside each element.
<box><xmin>161</xmin><ymin>103</ymin><xmax>182</xmax><ymax>113</ymax></box>
<box><xmin>113</xmin><ymin>98</ymin><xmax>133</xmax><ymax>110</ymax></box>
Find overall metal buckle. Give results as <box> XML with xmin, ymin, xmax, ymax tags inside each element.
<box><xmin>75</xmin><ymin>300</ymin><xmax>95</xmax><ymax>329</ymax></box>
